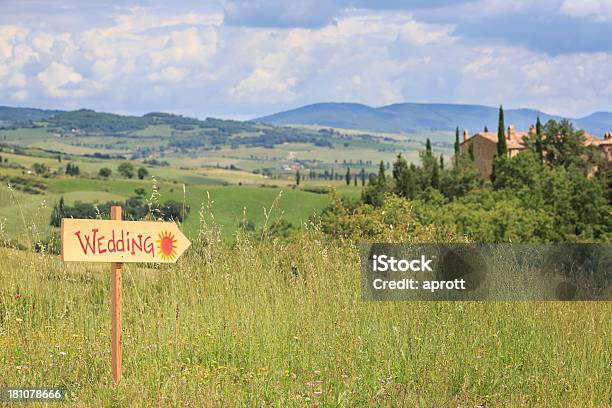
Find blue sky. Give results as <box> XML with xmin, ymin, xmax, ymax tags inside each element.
<box><xmin>1</xmin><ymin>0</ymin><xmax>611</xmax><ymax>119</ymax></box>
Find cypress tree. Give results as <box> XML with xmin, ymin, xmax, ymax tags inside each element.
<box><xmin>468</xmin><ymin>143</ymin><xmax>475</xmax><ymax>161</ymax></box>
<box><xmin>296</xmin><ymin>169</ymin><xmax>300</xmax><ymax>185</ymax></box>
<box><xmin>484</xmin><ymin>126</ymin><xmax>489</xmax><ymax>132</ymax></box>
<box><xmin>50</xmin><ymin>196</ymin><xmax>65</xmax><ymax>227</ymax></box>
<box><xmin>426</xmin><ymin>138</ymin><xmax>432</xmax><ymax>157</ymax></box>
<box><xmin>454</xmin><ymin>127</ymin><xmax>460</xmax><ymax>157</ymax></box>
<box><xmin>377</xmin><ymin>161</ymin><xmax>386</xmax><ymax>184</ymax></box>
<box><xmin>353</xmin><ymin>174</ymin><xmax>357</xmax><ymax>186</ymax></box>
<box><xmin>431</xmin><ymin>161</ymin><xmax>440</xmax><ymax>189</ymax></box>
<box><xmin>497</xmin><ymin>105</ymin><xmax>507</xmax><ymax>157</ymax></box>
<box><xmin>345</xmin><ymin>167</ymin><xmax>351</xmax><ymax>185</ymax></box>
<box><xmin>360</xmin><ymin>168</ymin><xmax>366</xmax><ymax>186</ymax></box>
<box><xmin>535</xmin><ymin>116</ymin><xmax>543</xmax><ymax>162</ymax></box>
<box><xmin>440</xmin><ymin>155</ymin><xmax>444</xmax><ymax>170</ymax></box>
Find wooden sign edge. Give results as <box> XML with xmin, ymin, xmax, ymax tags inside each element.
<box><xmin>60</xmin><ymin>217</ymin><xmax>65</xmax><ymax>262</ymax></box>
<box><xmin>60</xmin><ymin>218</ymin><xmax>191</xmax><ymax>263</ymax></box>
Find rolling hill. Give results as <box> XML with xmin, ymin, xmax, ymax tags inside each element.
<box><xmin>254</xmin><ymin>102</ymin><xmax>612</xmax><ymax>136</ymax></box>
<box><xmin>0</xmin><ymin>106</ymin><xmax>64</xmax><ymax>124</ymax></box>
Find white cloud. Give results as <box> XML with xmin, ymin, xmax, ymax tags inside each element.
<box><xmin>149</xmin><ymin>27</ymin><xmax>219</xmax><ymax>68</ymax></box>
<box><xmin>560</xmin><ymin>0</ymin><xmax>612</xmax><ymax>21</ymax></box>
<box><xmin>37</xmin><ymin>62</ymin><xmax>84</xmax><ymax>98</ymax></box>
<box><xmin>32</xmin><ymin>32</ymin><xmax>56</xmax><ymax>54</ymax></box>
<box><xmin>398</xmin><ymin>21</ymin><xmax>456</xmax><ymax>46</ymax></box>
<box><xmin>0</xmin><ymin>4</ymin><xmax>610</xmax><ymax>117</ymax></box>
<box><xmin>147</xmin><ymin>66</ymin><xmax>187</xmax><ymax>82</ymax></box>
<box><xmin>0</xmin><ymin>25</ymin><xmax>28</xmax><ymax>60</ymax></box>
<box><xmin>92</xmin><ymin>58</ymin><xmax>117</xmax><ymax>81</ymax></box>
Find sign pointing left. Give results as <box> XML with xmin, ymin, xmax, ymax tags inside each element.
<box><xmin>61</xmin><ymin>218</ymin><xmax>191</xmax><ymax>263</ymax></box>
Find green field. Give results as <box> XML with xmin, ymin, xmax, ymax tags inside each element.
<box><xmin>0</xmin><ymin>112</ymin><xmax>453</xmax><ymax>178</ymax></box>
<box><xmin>0</xmin><ymin>127</ymin><xmax>372</xmax><ymax>242</ymax></box>
<box><xmin>0</xmin><ymin>179</ymin><xmax>336</xmax><ymax>241</ymax></box>
<box><xmin>0</xmin><ymin>231</ymin><xmax>609</xmax><ymax>406</ymax></box>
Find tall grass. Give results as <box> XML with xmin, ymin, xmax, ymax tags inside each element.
<box><xmin>0</xmin><ymin>196</ymin><xmax>610</xmax><ymax>406</ymax></box>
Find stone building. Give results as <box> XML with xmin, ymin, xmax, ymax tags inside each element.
<box><xmin>460</xmin><ymin>125</ymin><xmax>612</xmax><ymax>178</ymax></box>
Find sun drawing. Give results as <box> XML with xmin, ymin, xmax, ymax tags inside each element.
<box><xmin>156</xmin><ymin>230</ymin><xmax>178</xmax><ymax>261</ymax></box>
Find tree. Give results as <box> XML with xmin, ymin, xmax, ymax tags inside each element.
<box><xmin>540</xmin><ymin>119</ymin><xmax>592</xmax><ymax>172</ymax></box>
<box><xmin>484</xmin><ymin>126</ymin><xmax>489</xmax><ymax>132</ymax></box>
<box><xmin>65</xmin><ymin>162</ymin><xmax>80</xmax><ymax>176</ymax></box>
<box><xmin>161</xmin><ymin>200</ymin><xmax>189</xmax><ymax>222</ymax></box>
<box><xmin>392</xmin><ymin>154</ymin><xmax>414</xmax><ymax>199</ymax></box>
<box><xmin>296</xmin><ymin>169</ymin><xmax>300</xmax><ymax>185</ymax></box>
<box><xmin>362</xmin><ymin>161</ymin><xmax>388</xmax><ymax>206</ymax></box>
<box><xmin>50</xmin><ymin>196</ymin><xmax>65</xmax><ymax>227</ymax></box>
<box><xmin>31</xmin><ymin>162</ymin><xmax>49</xmax><ymax>175</ymax></box>
<box><xmin>439</xmin><ymin>153</ymin><xmax>483</xmax><ymax>200</ymax></box>
<box><xmin>497</xmin><ymin>105</ymin><xmax>507</xmax><ymax>157</ymax></box>
<box><xmin>439</xmin><ymin>155</ymin><xmax>444</xmax><ymax>171</ymax></box>
<box><xmin>99</xmin><ymin>167</ymin><xmax>112</xmax><ymax>178</ymax></box>
<box><xmin>377</xmin><ymin>161</ymin><xmax>386</xmax><ymax>184</ymax></box>
<box><xmin>137</xmin><ymin>167</ymin><xmax>149</xmax><ymax>180</ymax></box>
<box><xmin>360</xmin><ymin>168</ymin><xmax>366</xmax><ymax>186</ymax></box>
<box><xmin>345</xmin><ymin>167</ymin><xmax>351</xmax><ymax>185</ymax></box>
<box><xmin>454</xmin><ymin>127</ymin><xmax>460</xmax><ymax>157</ymax></box>
<box><xmin>425</xmin><ymin>138</ymin><xmax>432</xmax><ymax>157</ymax></box>
<box><xmin>535</xmin><ymin>116</ymin><xmax>543</xmax><ymax>162</ymax></box>
<box><xmin>118</xmin><ymin>162</ymin><xmax>135</xmax><ymax>178</ymax></box>
<box><xmin>468</xmin><ymin>143</ymin><xmax>475</xmax><ymax>161</ymax></box>
<box><xmin>431</xmin><ymin>160</ymin><xmax>440</xmax><ymax>189</ymax></box>
<box><xmin>491</xmin><ymin>150</ymin><xmax>542</xmax><ymax>192</ymax></box>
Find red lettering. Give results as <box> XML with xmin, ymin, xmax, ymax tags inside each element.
<box><xmin>117</xmin><ymin>230</ymin><xmax>125</xmax><ymax>252</ymax></box>
<box><xmin>144</xmin><ymin>236</ymin><xmax>154</xmax><ymax>258</ymax></box>
<box><xmin>97</xmin><ymin>235</ymin><xmax>106</xmax><ymax>254</ymax></box>
<box><xmin>74</xmin><ymin>229</ymin><xmax>97</xmax><ymax>254</ymax></box>
<box><xmin>131</xmin><ymin>234</ymin><xmax>143</xmax><ymax>255</ymax></box>
<box><xmin>108</xmin><ymin>230</ymin><xmax>116</xmax><ymax>252</ymax></box>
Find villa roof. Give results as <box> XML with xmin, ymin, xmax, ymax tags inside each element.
<box><xmin>462</xmin><ymin>128</ymin><xmax>612</xmax><ymax>148</ymax></box>
<box><xmin>464</xmin><ymin>130</ymin><xmax>529</xmax><ymax>150</ymax></box>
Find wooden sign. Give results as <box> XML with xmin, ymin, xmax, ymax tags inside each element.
<box><xmin>61</xmin><ymin>218</ymin><xmax>190</xmax><ymax>263</ymax></box>
<box><xmin>60</xmin><ymin>207</ymin><xmax>191</xmax><ymax>386</ymax></box>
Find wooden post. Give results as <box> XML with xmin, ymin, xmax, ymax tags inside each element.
<box><xmin>110</xmin><ymin>206</ymin><xmax>122</xmax><ymax>385</ymax></box>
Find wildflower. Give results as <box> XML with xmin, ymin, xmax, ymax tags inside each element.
<box><xmin>14</xmin><ymin>293</ymin><xmax>22</xmax><ymax>300</ymax></box>
<box><xmin>59</xmin><ymin>351</ymin><xmax>67</xmax><ymax>356</ymax></box>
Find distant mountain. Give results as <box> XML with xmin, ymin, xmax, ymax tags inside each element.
<box><xmin>254</xmin><ymin>102</ymin><xmax>612</xmax><ymax>136</ymax></box>
<box><xmin>0</xmin><ymin>106</ymin><xmax>64</xmax><ymax>124</ymax></box>
<box><xmin>574</xmin><ymin>112</ymin><xmax>612</xmax><ymax>135</ymax></box>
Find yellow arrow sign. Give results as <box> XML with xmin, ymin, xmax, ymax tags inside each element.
<box><xmin>61</xmin><ymin>218</ymin><xmax>191</xmax><ymax>263</ymax></box>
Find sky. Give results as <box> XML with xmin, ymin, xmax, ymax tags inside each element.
<box><xmin>1</xmin><ymin>0</ymin><xmax>611</xmax><ymax>119</ymax></box>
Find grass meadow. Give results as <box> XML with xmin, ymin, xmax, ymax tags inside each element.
<box><xmin>0</xmin><ymin>213</ymin><xmax>610</xmax><ymax>406</ymax></box>
<box><xmin>0</xmin><ymin>129</ymin><xmax>609</xmax><ymax>406</ymax></box>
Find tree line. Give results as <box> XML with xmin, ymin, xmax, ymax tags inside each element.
<box><xmin>321</xmin><ymin>113</ymin><xmax>611</xmax><ymax>243</ymax></box>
